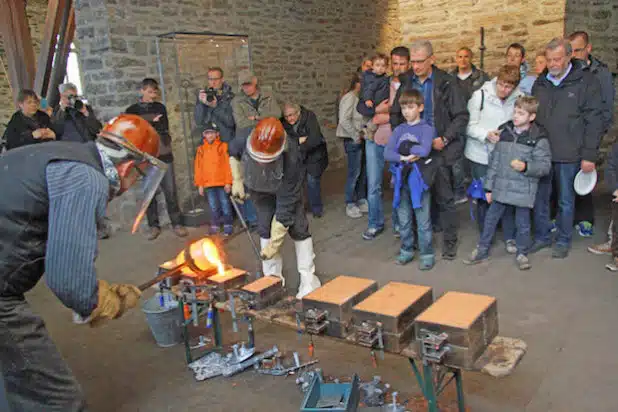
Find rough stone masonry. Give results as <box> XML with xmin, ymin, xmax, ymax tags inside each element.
<box><xmin>0</xmin><ymin>0</ymin><xmax>616</xmax><ymax>229</ymax></box>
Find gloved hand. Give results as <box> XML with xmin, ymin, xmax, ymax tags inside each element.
<box><xmin>260</xmin><ymin>218</ymin><xmax>289</xmax><ymax>260</ymax></box>
<box><xmin>88</xmin><ymin>280</ymin><xmax>141</xmax><ymax>327</ymax></box>
<box><xmin>229</xmin><ymin>156</ymin><xmax>246</xmax><ymax>203</ymax></box>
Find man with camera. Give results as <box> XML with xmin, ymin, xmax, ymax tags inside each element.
<box><xmin>53</xmin><ymin>82</ymin><xmax>103</xmax><ymax>143</ymax></box>
<box><xmin>194</xmin><ymin>67</ymin><xmax>236</xmax><ymax>142</ymax></box>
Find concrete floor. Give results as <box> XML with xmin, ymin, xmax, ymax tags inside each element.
<box><xmin>27</xmin><ymin>170</ymin><xmax>618</xmax><ymax>411</ymax></box>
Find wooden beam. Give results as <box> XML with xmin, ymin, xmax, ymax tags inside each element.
<box><xmin>0</xmin><ymin>0</ymin><xmax>36</xmax><ymax>106</ymax></box>
<box><xmin>34</xmin><ymin>0</ymin><xmax>69</xmax><ymax>98</ymax></box>
<box><xmin>46</xmin><ymin>3</ymin><xmax>75</xmax><ymax>109</ymax></box>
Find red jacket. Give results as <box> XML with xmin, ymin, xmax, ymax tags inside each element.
<box><xmin>194</xmin><ymin>137</ymin><xmax>233</xmax><ymax>188</ymax></box>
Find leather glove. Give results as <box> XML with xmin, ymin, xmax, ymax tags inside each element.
<box><xmin>260</xmin><ymin>218</ymin><xmax>289</xmax><ymax>260</ymax></box>
<box><xmin>229</xmin><ymin>156</ymin><xmax>246</xmax><ymax>203</ymax></box>
<box><xmin>88</xmin><ymin>280</ymin><xmax>141</xmax><ymax>327</ymax></box>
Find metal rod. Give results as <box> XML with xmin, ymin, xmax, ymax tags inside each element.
<box><xmin>229</xmin><ymin>196</ymin><xmax>263</xmax><ymax>263</ymax></box>
<box><xmin>455</xmin><ymin>369</ymin><xmax>465</xmax><ymax>412</ymax></box>
<box><xmin>138</xmin><ymin>264</ymin><xmax>184</xmax><ymax>291</ymax></box>
<box><xmin>408</xmin><ymin>358</ymin><xmax>427</xmax><ymax>399</ymax></box>
<box><xmin>155</xmin><ymin>37</ymin><xmax>166</xmax><ymax>104</ymax></box>
<box><xmin>423</xmin><ymin>362</ymin><xmax>438</xmax><ymax>412</ymax></box>
<box><xmin>479</xmin><ymin>26</ymin><xmax>486</xmax><ymax>71</ymax></box>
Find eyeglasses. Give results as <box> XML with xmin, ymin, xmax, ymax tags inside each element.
<box><xmin>284</xmin><ymin>112</ymin><xmax>299</xmax><ymax>118</ymax></box>
<box><xmin>410</xmin><ymin>55</ymin><xmax>433</xmax><ymax>64</ymax></box>
<box><xmin>207</xmin><ymin>77</ymin><xmax>222</xmax><ymax>81</ymax></box>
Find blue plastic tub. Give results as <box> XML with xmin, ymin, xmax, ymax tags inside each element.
<box><xmin>300</xmin><ymin>374</ymin><xmax>360</xmax><ymax>412</ymax></box>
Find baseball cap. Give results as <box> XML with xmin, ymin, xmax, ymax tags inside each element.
<box><xmin>238</xmin><ymin>69</ymin><xmax>255</xmax><ymax>85</ymax></box>
<box><xmin>202</xmin><ymin>121</ymin><xmax>220</xmax><ymax>133</ymax></box>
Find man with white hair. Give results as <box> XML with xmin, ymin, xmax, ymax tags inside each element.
<box><xmin>391</xmin><ymin>40</ymin><xmax>469</xmax><ymax>259</ymax></box>
<box><xmin>53</xmin><ymin>82</ymin><xmax>102</xmax><ymax>142</ymax></box>
<box><xmin>530</xmin><ymin>37</ymin><xmax>604</xmax><ymax>258</ymax></box>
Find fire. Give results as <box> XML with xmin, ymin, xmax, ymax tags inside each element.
<box><xmin>200</xmin><ymin>238</ymin><xmax>225</xmax><ymax>275</ymax></box>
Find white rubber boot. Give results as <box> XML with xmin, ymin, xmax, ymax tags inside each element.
<box><xmin>294</xmin><ymin>237</ymin><xmax>321</xmax><ymax>299</ymax></box>
<box><xmin>260</xmin><ymin>238</ymin><xmax>284</xmax><ymax>286</ymax></box>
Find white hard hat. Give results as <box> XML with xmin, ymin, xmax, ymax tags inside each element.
<box><xmin>574</xmin><ymin>169</ymin><xmax>597</xmax><ymax>196</ymax></box>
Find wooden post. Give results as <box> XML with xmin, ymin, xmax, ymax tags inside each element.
<box><xmin>46</xmin><ymin>3</ymin><xmax>75</xmax><ymax>109</ymax></box>
<box><xmin>0</xmin><ymin>0</ymin><xmax>36</xmax><ymax>106</ymax></box>
<box><xmin>34</xmin><ymin>0</ymin><xmax>69</xmax><ymax>98</ymax></box>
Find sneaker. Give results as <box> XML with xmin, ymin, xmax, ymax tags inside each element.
<box><xmin>346</xmin><ymin>204</ymin><xmax>363</xmax><ymax>219</ymax></box>
<box><xmin>505</xmin><ymin>239</ymin><xmax>517</xmax><ymax>255</ymax></box>
<box><xmin>419</xmin><ymin>255</ymin><xmax>435</xmax><ymax>271</ymax></box>
<box><xmin>552</xmin><ymin>244</ymin><xmax>569</xmax><ymax>259</ymax></box>
<box><xmin>529</xmin><ymin>240</ymin><xmax>551</xmax><ymax>254</ymax></box>
<box><xmin>454</xmin><ymin>195</ymin><xmax>468</xmax><ymax>206</ymax></box>
<box><xmin>173</xmin><ymin>225</ymin><xmax>188</xmax><ymax>237</ymax></box>
<box><xmin>357</xmin><ymin>199</ymin><xmax>369</xmax><ymax>214</ymax></box>
<box><xmin>362</xmin><ymin>227</ymin><xmax>384</xmax><ymax>240</ymax></box>
<box><xmin>550</xmin><ymin>219</ymin><xmax>557</xmax><ymax>233</ymax></box>
<box><xmin>463</xmin><ymin>248</ymin><xmax>489</xmax><ymax>265</ymax></box>
<box><xmin>395</xmin><ymin>251</ymin><xmax>414</xmax><ymax>266</ymax></box>
<box><xmin>146</xmin><ymin>226</ymin><xmax>161</xmax><ymax>241</ymax></box>
<box><xmin>223</xmin><ymin>224</ymin><xmax>233</xmax><ymax>237</ymax></box>
<box><xmin>393</xmin><ymin>227</ymin><xmax>401</xmax><ymax>239</ymax></box>
<box><xmin>588</xmin><ymin>240</ymin><xmax>612</xmax><ymax>256</ymax></box>
<box><xmin>606</xmin><ymin>257</ymin><xmax>618</xmax><ymax>272</ymax></box>
<box><xmin>442</xmin><ymin>243</ymin><xmax>457</xmax><ymax>260</ymax></box>
<box><xmin>575</xmin><ymin>221</ymin><xmax>594</xmax><ymax>238</ymax></box>
<box><xmin>313</xmin><ymin>212</ymin><xmax>323</xmax><ymax>219</ymax></box>
<box><xmin>516</xmin><ymin>254</ymin><xmax>531</xmax><ymax>271</ymax></box>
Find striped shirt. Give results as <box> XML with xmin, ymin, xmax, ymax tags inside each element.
<box><xmin>45</xmin><ymin>161</ymin><xmax>109</xmax><ymax>317</ymax></box>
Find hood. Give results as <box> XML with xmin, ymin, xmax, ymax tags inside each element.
<box><xmin>586</xmin><ymin>55</ymin><xmax>608</xmax><ymax>72</ymax></box>
<box><xmin>480</xmin><ymin>77</ymin><xmax>523</xmax><ymax>105</ymax></box>
<box><xmin>519</xmin><ymin>61</ymin><xmax>530</xmax><ymax>78</ymax></box>
<box><xmin>536</xmin><ymin>59</ymin><xmax>585</xmax><ymax>87</ymax></box>
<box><xmin>220</xmin><ymin>82</ymin><xmax>234</xmax><ymax>98</ymax></box>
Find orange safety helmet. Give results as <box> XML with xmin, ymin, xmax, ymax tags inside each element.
<box><xmin>99</xmin><ymin>114</ymin><xmax>160</xmax><ymax>159</ymax></box>
<box><xmin>246</xmin><ymin>117</ymin><xmax>286</xmax><ymax>163</ymax></box>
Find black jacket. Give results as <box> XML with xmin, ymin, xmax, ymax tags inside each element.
<box><xmin>391</xmin><ymin>66</ymin><xmax>470</xmax><ymax>166</ymax></box>
<box><xmin>606</xmin><ymin>143</ymin><xmax>618</xmax><ymax>193</ymax></box>
<box><xmin>194</xmin><ymin>82</ymin><xmax>236</xmax><ymax>142</ymax></box>
<box><xmin>450</xmin><ymin>65</ymin><xmax>490</xmax><ymax>102</ymax></box>
<box><xmin>532</xmin><ymin>60</ymin><xmax>604</xmax><ymax>163</ymax></box>
<box><xmin>357</xmin><ymin>71</ymin><xmax>390</xmax><ymax>117</ymax></box>
<box><xmin>581</xmin><ymin>55</ymin><xmax>615</xmax><ymax>133</ymax></box>
<box><xmin>125</xmin><ymin>101</ymin><xmax>174</xmax><ymax>162</ymax></box>
<box><xmin>281</xmin><ymin>107</ymin><xmax>329</xmax><ymax>178</ymax></box>
<box><xmin>0</xmin><ymin>142</ymin><xmax>104</xmax><ymax>298</ymax></box>
<box><xmin>3</xmin><ymin>110</ymin><xmax>56</xmax><ymax>150</ymax></box>
<box><xmin>52</xmin><ymin>105</ymin><xmax>102</xmax><ymax>143</ymax></box>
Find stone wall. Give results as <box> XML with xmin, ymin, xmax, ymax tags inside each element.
<box><xmin>0</xmin><ymin>0</ymin><xmax>48</xmax><ymax>134</ymax></box>
<box><xmin>398</xmin><ymin>0</ymin><xmax>567</xmax><ymax>76</ymax></box>
<box><xmin>565</xmin><ymin>0</ymin><xmax>618</xmax><ymax>162</ymax></box>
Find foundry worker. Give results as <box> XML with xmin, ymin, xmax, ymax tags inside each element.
<box><xmin>229</xmin><ymin>117</ymin><xmax>321</xmax><ymax>298</ymax></box>
<box><xmin>0</xmin><ymin>114</ymin><xmax>165</xmax><ymax>410</ymax></box>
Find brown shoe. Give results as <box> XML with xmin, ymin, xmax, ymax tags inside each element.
<box><xmin>173</xmin><ymin>225</ymin><xmax>188</xmax><ymax>237</ymax></box>
<box><xmin>147</xmin><ymin>227</ymin><xmax>161</xmax><ymax>241</ymax></box>
<box><xmin>588</xmin><ymin>240</ymin><xmax>612</xmax><ymax>256</ymax></box>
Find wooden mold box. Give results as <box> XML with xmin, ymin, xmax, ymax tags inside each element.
<box><xmin>206</xmin><ymin>267</ymin><xmax>248</xmax><ymax>290</ymax></box>
<box><xmin>302</xmin><ymin>275</ymin><xmax>378</xmax><ymax>338</ymax></box>
<box><xmin>241</xmin><ymin>276</ymin><xmax>285</xmax><ymax>310</ymax></box>
<box><xmin>414</xmin><ymin>291</ymin><xmax>498</xmax><ymax>369</ymax></box>
<box><xmin>352</xmin><ymin>282</ymin><xmax>433</xmax><ymax>352</ymax></box>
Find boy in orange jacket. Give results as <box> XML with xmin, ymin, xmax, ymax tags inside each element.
<box><xmin>194</xmin><ymin>122</ymin><xmax>234</xmax><ymax>236</ymax></box>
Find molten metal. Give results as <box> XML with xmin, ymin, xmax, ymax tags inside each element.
<box><xmin>161</xmin><ymin>237</ymin><xmax>226</xmax><ymax>275</ymax></box>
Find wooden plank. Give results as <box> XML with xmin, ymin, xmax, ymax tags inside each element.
<box><xmin>46</xmin><ymin>3</ymin><xmax>75</xmax><ymax>108</ymax></box>
<box><xmin>415</xmin><ymin>291</ymin><xmax>496</xmax><ymax>329</ymax></box>
<box><xmin>33</xmin><ymin>0</ymin><xmax>68</xmax><ymax>97</ymax></box>
<box><xmin>353</xmin><ymin>282</ymin><xmax>432</xmax><ymax>317</ymax></box>
<box><xmin>0</xmin><ymin>0</ymin><xmax>36</xmax><ymax>105</ymax></box>
<box><xmin>207</xmin><ymin>267</ymin><xmax>247</xmax><ymax>285</ymax></box>
<box><xmin>242</xmin><ymin>276</ymin><xmax>281</xmax><ymax>293</ymax></box>
<box><xmin>302</xmin><ymin>275</ymin><xmax>377</xmax><ymax>305</ymax></box>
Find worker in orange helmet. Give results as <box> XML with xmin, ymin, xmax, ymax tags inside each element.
<box><xmin>0</xmin><ymin>113</ymin><xmax>166</xmax><ymax>410</ymax></box>
<box><xmin>230</xmin><ymin>117</ymin><xmax>321</xmax><ymax>299</ymax></box>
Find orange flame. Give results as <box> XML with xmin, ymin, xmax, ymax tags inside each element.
<box><xmin>200</xmin><ymin>238</ymin><xmax>225</xmax><ymax>275</ymax></box>
<box><xmin>165</xmin><ymin>237</ymin><xmax>226</xmax><ymax>275</ymax></box>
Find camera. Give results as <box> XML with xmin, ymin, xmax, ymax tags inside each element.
<box><xmin>67</xmin><ymin>94</ymin><xmax>86</xmax><ymax>111</ymax></box>
<box><xmin>205</xmin><ymin>87</ymin><xmax>217</xmax><ymax>103</ymax></box>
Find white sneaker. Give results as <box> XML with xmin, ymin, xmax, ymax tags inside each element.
<box><xmin>588</xmin><ymin>240</ymin><xmax>612</xmax><ymax>256</ymax></box>
<box><xmin>346</xmin><ymin>204</ymin><xmax>362</xmax><ymax>219</ymax></box>
<box><xmin>357</xmin><ymin>199</ymin><xmax>369</xmax><ymax>214</ymax></box>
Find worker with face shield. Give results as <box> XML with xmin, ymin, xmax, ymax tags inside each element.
<box><xmin>0</xmin><ymin>114</ymin><xmax>166</xmax><ymax>411</ymax></box>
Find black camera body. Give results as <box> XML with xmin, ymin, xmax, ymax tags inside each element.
<box><xmin>68</xmin><ymin>95</ymin><xmax>85</xmax><ymax>111</ymax></box>
<box><xmin>205</xmin><ymin>87</ymin><xmax>217</xmax><ymax>103</ymax></box>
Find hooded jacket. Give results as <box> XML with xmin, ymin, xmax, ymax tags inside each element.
<box><xmin>391</xmin><ymin>66</ymin><xmax>470</xmax><ymax>166</ymax></box>
<box><xmin>532</xmin><ymin>60</ymin><xmax>604</xmax><ymax>163</ymax></box>
<box><xmin>194</xmin><ymin>136</ymin><xmax>233</xmax><ymax>188</ymax></box>
<box><xmin>465</xmin><ymin>78</ymin><xmax>524</xmax><ymax>165</ymax></box>
<box><xmin>232</xmin><ymin>89</ymin><xmax>281</xmax><ymax>131</ymax></box>
<box><xmin>194</xmin><ymin>82</ymin><xmax>236</xmax><ymax>142</ymax></box>
<box><xmin>281</xmin><ymin>106</ymin><xmax>329</xmax><ymax>178</ymax></box>
<box><xmin>485</xmin><ymin>122</ymin><xmax>551</xmax><ymax>208</ymax></box>
<box><xmin>450</xmin><ymin>64</ymin><xmax>490</xmax><ymax>102</ymax></box>
<box><xmin>3</xmin><ymin>110</ymin><xmax>56</xmax><ymax>150</ymax></box>
<box><xmin>582</xmin><ymin>55</ymin><xmax>615</xmax><ymax>133</ymax></box>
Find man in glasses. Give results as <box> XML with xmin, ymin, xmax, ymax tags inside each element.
<box><xmin>0</xmin><ymin>114</ymin><xmax>165</xmax><ymax>410</ymax></box>
<box><xmin>195</xmin><ymin>67</ymin><xmax>236</xmax><ymax>143</ymax></box>
<box><xmin>391</xmin><ymin>40</ymin><xmax>469</xmax><ymax>260</ymax></box>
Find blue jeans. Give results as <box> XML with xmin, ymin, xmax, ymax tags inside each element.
<box><xmin>306</xmin><ymin>173</ymin><xmax>323</xmax><ymax>215</ymax></box>
<box><xmin>478</xmin><ymin>201</ymin><xmax>531</xmax><ymax>255</ymax></box>
<box><xmin>205</xmin><ymin>187</ymin><xmax>233</xmax><ymax>226</ymax></box>
<box><xmin>469</xmin><ymin>161</ymin><xmax>515</xmax><ymax>240</ymax></box>
<box><xmin>365</xmin><ymin>139</ymin><xmax>386</xmax><ymax>230</ymax></box>
<box><xmin>343</xmin><ymin>138</ymin><xmax>367</xmax><ymax>205</ymax></box>
<box><xmin>534</xmin><ymin>162</ymin><xmax>579</xmax><ymax>247</ymax></box>
<box><xmin>238</xmin><ymin>196</ymin><xmax>258</xmax><ymax>226</ymax></box>
<box><xmin>397</xmin><ymin>188</ymin><xmax>433</xmax><ymax>257</ymax></box>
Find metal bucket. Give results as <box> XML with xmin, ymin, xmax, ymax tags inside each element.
<box><xmin>141</xmin><ymin>293</ymin><xmax>183</xmax><ymax>347</ymax></box>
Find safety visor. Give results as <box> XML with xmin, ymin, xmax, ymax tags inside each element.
<box><xmin>98</xmin><ymin>131</ymin><xmax>168</xmax><ymax>233</ymax></box>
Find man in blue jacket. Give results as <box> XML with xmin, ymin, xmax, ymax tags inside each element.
<box><xmin>194</xmin><ymin>67</ymin><xmax>236</xmax><ymax>142</ymax></box>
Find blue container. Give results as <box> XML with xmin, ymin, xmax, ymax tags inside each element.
<box><xmin>300</xmin><ymin>374</ymin><xmax>360</xmax><ymax>412</ymax></box>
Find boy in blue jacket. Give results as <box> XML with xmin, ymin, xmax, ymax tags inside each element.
<box><xmin>385</xmin><ymin>89</ymin><xmax>436</xmax><ymax>270</ymax></box>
